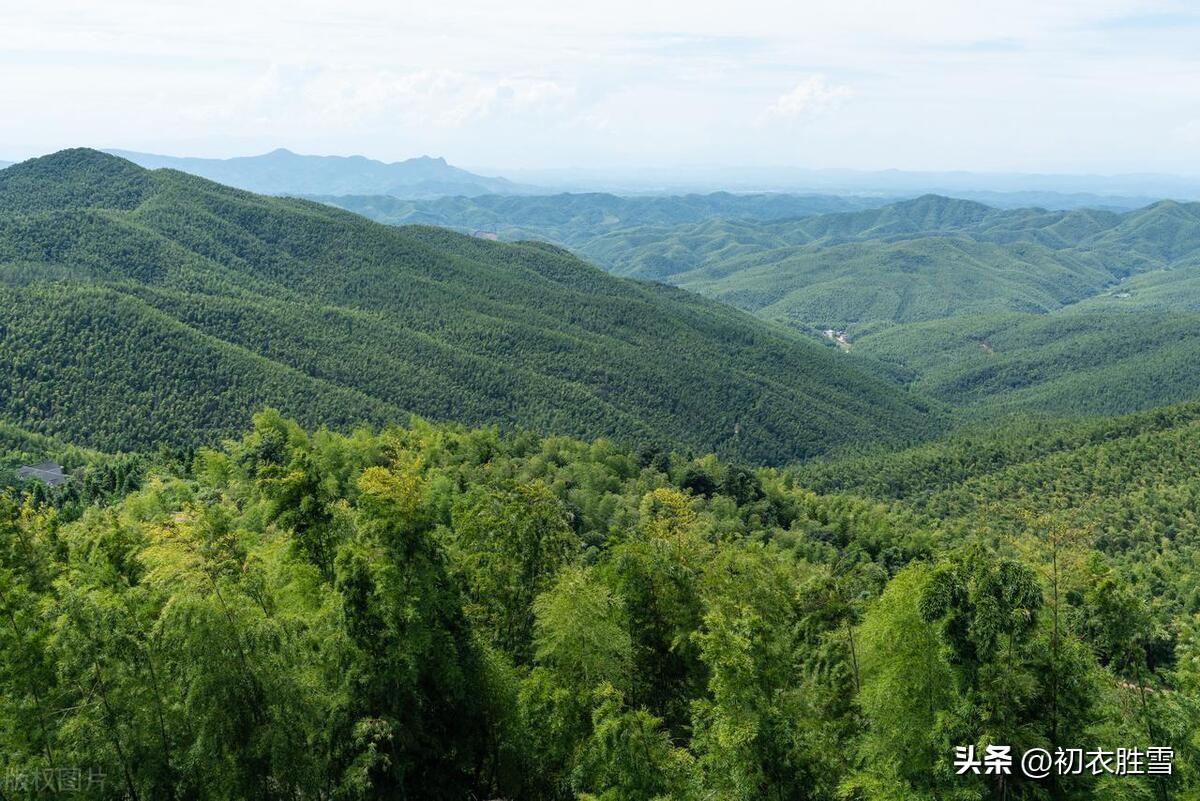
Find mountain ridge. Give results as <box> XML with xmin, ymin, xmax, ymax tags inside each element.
<box><xmin>0</xmin><ymin>148</ymin><xmax>938</xmax><ymax>461</ymax></box>
<box><xmin>104</xmin><ymin>147</ymin><xmax>541</xmax><ymax>197</ymax></box>
<box><xmin>332</xmin><ymin>188</ymin><xmax>1200</xmax><ymax>422</ymax></box>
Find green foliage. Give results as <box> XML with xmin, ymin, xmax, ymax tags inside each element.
<box><xmin>851</xmin><ymin>564</ymin><xmax>956</xmax><ymax>799</ymax></box>
<box><xmin>374</xmin><ymin>190</ymin><xmax>1200</xmax><ymax>420</ymax></box>
<box><xmin>450</xmin><ymin>480</ymin><xmax>578</xmax><ymax>661</ymax></box>
<box><xmin>0</xmin><ymin>149</ymin><xmax>935</xmax><ymax>463</ymax></box>
<box><xmin>1</xmin><ymin>411</ymin><xmax>1197</xmax><ymax>799</ymax></box>
<box><xmin>316</xmin><ymin>190</ymin><xmax>881</xmax><ymax>253</ymax></box>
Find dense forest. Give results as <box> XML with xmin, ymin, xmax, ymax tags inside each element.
<box><xmin>337</xmin><ymin>191</ymin><xmax>1200</xmax><ymax>421</ymax></box>
<box><xmin>2</xmin><ymin>408</ymin><xmax>1198</xmax><ymax>799</ymax></box>
<box><xmin>3</xmin><ymin>150</ymin><xmax>1200</xmax><ymax>800</ymax></box>
<box><xmin>314</xmin><ymin>192</ymin><xmax>887</xmax><ymax>247</ymax></box>
<box><xmin>0</xmin><ymin>149</ymin><xmax>935</xmax><ymax>462</ymax></box>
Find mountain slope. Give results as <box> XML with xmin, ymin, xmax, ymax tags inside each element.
<box><xmin>852</xmin><ymin>309</ymin><xmax>1200</xmax><ymax>416</ymax></box>
<box><xmin>107</xmin><ymin>148</ymin><xmax>534</xmax><ymax>197</ymax></box>
<box><xmin>792</xmin><ymin>396</ymin><xmax>1200</xmax><ymax>527</ymax></box>
<box><xmin>676</xmin><ymin>235</ymin><xmax>1115</xmax><ymax>326</ymax></box>
<box><xmin>315</xmin><ymin>191</ymin><xmax>889</xmax><ymax>245</ymax></box>
<box><xmin>411</xmin><ymin>193</ymin><xmax>1200</xmax><ymax>419</ymax></box>
<box><xmin>0</xmin><ymin>149</ymin><xmax>937</xmax><ymax>461</ymax></box>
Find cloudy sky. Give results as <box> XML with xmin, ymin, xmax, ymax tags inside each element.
<box><xmin>3</xmin><ymin>0</ymin><xmax>1200</xmax><ymax>174</ymax></box>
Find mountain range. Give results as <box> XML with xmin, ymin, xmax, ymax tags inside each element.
<box><xmin>106</xmin><ymin>147</ymin><xmax>539</xmax><ymax>197</ymax></box>
<box><xmin>500</xmin><ymin>163</ymin><xmax>1200</xmax><ymax>201</ymax></box>
<box><xmin>3</xmin><ymin>136</ymin><xmax>1200</xmax><ymax>801</ymax></box>
<box><xmin>314</xmin><ymin>191</ymin><xmax>891</xmax><ymax>245</ymax></box>
<box><xmin>7</xmin><ymin>148</ymin><xmax>1200</xmax><ymax>457</ymax></box>
<box><xmin>334</xmin><ymin>191</ymin><xmax>1200</xmax><ymax>422</ymax></box>
<box><xmin>0</xmin><ymin>149</ymin><xmax>936</xmax><ymax>462</ymax></box>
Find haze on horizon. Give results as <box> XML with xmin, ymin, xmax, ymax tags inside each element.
<box><xmin>3</xmin><ymin>0</ymin><xmax>1200</xmax><ymax>178</ymax></box>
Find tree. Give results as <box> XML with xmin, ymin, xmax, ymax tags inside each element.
<box><xmin>848</xmin><ymin>563</ymin><xmax>957</xmax><ymax>800</ymax></box>
<box><xmin>450</xmin><ymin>480</ymin><xmax>578</xmax><ymax>662</ymax></box>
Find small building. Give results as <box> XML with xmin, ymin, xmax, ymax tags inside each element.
<box><xmin>16</xmin><ymin>462</ymin><xmax>67</xmax><ymax>487</ymax></box>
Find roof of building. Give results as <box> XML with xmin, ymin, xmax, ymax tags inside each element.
<box><xmin>16</xmin><ymin>462</ymin><xmax>67</xmax><ymax>487</ymax></box>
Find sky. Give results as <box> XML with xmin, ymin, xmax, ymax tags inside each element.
<box><xmin>3</xmin><ymin>0</ymin><xmax>1200</xmax><ymax>175</ymax></box>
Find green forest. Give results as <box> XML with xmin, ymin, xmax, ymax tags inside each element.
<box><xmin>3</xmin><ymin>150</ymin><xmax>1200</xmax><ymax>800</ymax></box>
<box><xmin>0</xmin><ymin>150</ymin><xmax>932</xmax><ymax>463</ymax></box>
<box><xmin>3</xmin><ymin>408</ymin><xmax>1199</xmax><ymax>799</ymax></box>
<box><xmin>348</xmin><ymin>192</ymin><xmax>1200</xmax><ymax>422</ymax></box>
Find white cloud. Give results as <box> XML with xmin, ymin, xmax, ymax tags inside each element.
<box><xmin>762</xmin><ymin>76</ymin><xmax>852</xmax><ymax>123</ymax></box>
<box><xmin>178</xmin><ymin>65</ymin><xmax>578</xmax><ymax>133</ymax></box>
<box><xmin>1172</xmin><ymin>119</ymin><xmax>1200</xmax><ymax>144</ymax></box>
<box><xmin>3</xmin><ymin>0</ymin><xmax>1200</xmax><ymax>171</ymax></box>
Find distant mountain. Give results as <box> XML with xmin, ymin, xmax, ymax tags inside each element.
<box><xmin>390</xmin><ymin>191</ymin><xmax>1200</xmax><ymax>420</ymax></box>
<box><xmin>948</xmin><ymin>189</ymin><xmax>1162</xmax><ymax>212</ymax></box>
<box><xmin>0</xmin><ymin>149</ymin><xmax>937</xmax><ymax>462</ymax></box>
<box><xmin>315</xmin><ymin>191</ymin><xmax>891</xmax><ymax>246</ymax></box>
<box><xmin>106</xmin><ymin>147</ymin><xmax>538</xmax><ymax>198</ymax></box>
<box><xmin>588</xmin><ymin>194</ymin><xmax>1200</xmax><ymax>293</ymax></box>
<box><xmin>0</xmin><ymin>161</ymin><xmax>11</xmax><ymax>170</ymax></box>
<box><xmin>501</xmin><ymin>164</ymin><xmax>1200</xmax><ymax>200</ymax></box>
<box><xmin>606</xmin><ymin>194</ymin><xmax>1200</xmax><ymax>419</ymax></box>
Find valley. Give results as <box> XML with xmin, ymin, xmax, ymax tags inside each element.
<box><xmin>337</xmin><ymin>192</ymin><xmax>1200</xmax><ymax>421</ymax></box>
<box><xmin>2</xmin><ymin>148</ymin><xmax>1199</xmax><ymax>801</ymax></box>
<box><xmin>9</xmin><ymin>5</ymin><xmax>1200</xmax><ymax>799</ymax></box>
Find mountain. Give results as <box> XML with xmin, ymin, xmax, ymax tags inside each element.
<box><xmin>314</xmin><ymin>191</ymin><xmax>891</xmax><ymax>244</ymax></box>
<box><xmin>793</xmin><ymin>395</ymin><xmax>1200</xmax><ymax>528</ymax></box>
<box><xmin>948</xmin><ymin>189</ymin><xmax>1164</xmax><ymax>211</ymax></box>
<box><xmin>499</xmin><ymin>163</ymin><xmax>1200</xmax><ymax>199</ymax></box>
<box><xmin>365</xmin><ymin>192</ymin><xmax>1200</xmax><ymax>420</ymax></box>
<box><xmin>551</xmin><ymin>194</ymin><xmax>1200</xmax><ymax>327</ymax></box>
<box><xmin>106</xmin><ymin>147</ymin><xmax>537</xmax><ymax>197</ymax></box>
<box><xmin>0</xmin><ymin>161</ymin><xmax>11</xmax><ymax>170</ymax></box>
<box><xmin>850</xmin><ymin>309</ymin><xmax>1200</xmax><ymax>417</ymax></box>
<box><xmin>0</xmin><ymin>149</ymin><xmax>937</xmax><ymax>462</ymax></box>
<box><xmin>633</xmin><ymin>196</ymin><xmax>1200</xmax><ymax>419</ymax></box>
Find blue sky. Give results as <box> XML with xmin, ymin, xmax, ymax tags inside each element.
<box><xmin>3</xmin><ymin>0</ymin><xmax>1199</xmax><ymax>174</ymax></box>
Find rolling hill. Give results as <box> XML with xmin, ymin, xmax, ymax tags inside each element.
<box><xmin>314</xmin><ymin>191</ymin><xmax>888</xmax><ymax>247</ymax></box>
<box><xmin>349</xmin><ymin>192</ymin><xmax>1200</xmax><ymax>421</ymax></box>
<box><xmin>520</xmin><ymin>195</ymin><xmax>1200</xmax><ymax>418</ymax></box>
<box><xmin>0</xmin><ymin>149</ymin><xmax>938</xmax><ymax>462</ymax></box>
<box><xmin>107</xmin><ymin>147</ymin><xmax>537</xmax><ymax>197</ymax></box>
<box><xmin>792</xmin><ymin>395</ymin><xmax>1200</xmax><ymax>539</ymax></box>
<box><xmin>849</xmin><ymin>310</ymin><xmax>1200</xmax><ymax>413</ymax></box>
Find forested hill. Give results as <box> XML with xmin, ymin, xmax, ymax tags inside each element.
<box><xmin>0</xmin><ymin>149</ymin><xmax>936</xmax><ymax>462</ymax></box>
<box><xmin>793</xmin><ymin>397</ymin><xmax>1200</xmax><ymax>530</ymax></box>
<box><xmin>3</xmin><ymin>410</ymin><xmax>1196</xmax><ymax>799</ymax></box>
<box><xmin>520</xmin><ymin>193</ymin><xmax>1200</xmax><ymax>420</ymax></box>
<box><xmin>786</xmin><ymin>397</ymin><xmax>1200</xmax><ymax>648</ymax></box>
<box><xmin>314</xmin><ymin>191</ymin><xmax>890</xmax><ymax>245</ymax></box>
